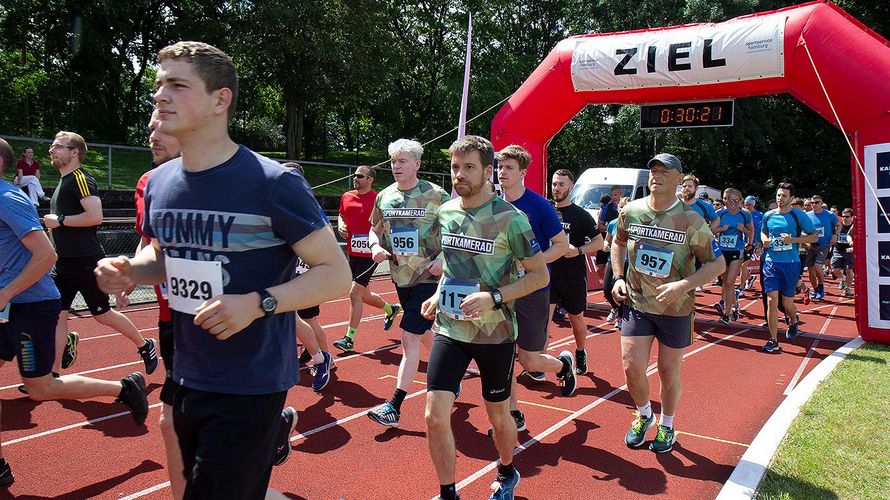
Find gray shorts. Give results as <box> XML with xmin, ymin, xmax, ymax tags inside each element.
<box><xmin>804</xmin><ymin>244</ymin><xmax>829</xmax><ymax>268</ymax></box>
<box><xmin>515</xmin><ymin>288</ymin><xmax>550</xmax><ymax>352</ymax></box>
<box><xmin>620</xmin><ymin>306</ymin><xmax>694</xmax><ymax>349</ymax></box>
<box><xmin>830</xmin><ymin>251</ymin><xmax>854</xmax><ymax>270</ymax></box>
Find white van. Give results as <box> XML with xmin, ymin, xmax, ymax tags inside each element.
<box><xmin>570</xmin><ymin>167</ymin><xmax>650</xmax><ymax>221</ymax></box>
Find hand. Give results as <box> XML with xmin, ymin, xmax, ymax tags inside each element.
<box><xmin>781</xmin><ymin>233</ymin><xmax>792</xmax><ymax>244</ymax></box>
<box><xmin>718</xmin><ymin>225</ymin><xmax>729</xmax><ymax>233</ymax></box>
<box><xmin>420</xmin><ymin>295</ymin><xmax>438</xmax><ymax>320</ymax></box>
<box><xmin>193</xmin><ymin>293</ymin><xmax>264</xmax><ymax>340</ymax></box>
<box><xmin>611</xmin><ymin>278</ymin><xmax>628</xmax><ymax>303</ymax></box>
<box><xmin>371</xmin><ymin>244</ymin><xmax>391</xmax><ymax>264</ymax></box>
<box><xmin>425</xmin><ymin>258</ymin><xmax>443</xmax><ymax>276</ymax></box>
<box><xmin>655</xmin><ymin>280</ymin><xmax>689</xmax><ymax>304</ymax></box>
<box><xmin>43</xmin><ymin>214</ymin><xmax>60</xmax><ymax>229</ymax></box>
<box><xmin>846</xmin><ymin>247</ymin><xmax>853</xmax><ymax>254</ymax></box>
<box><xmin>736</xmin><ymin>223</ymin><xmax>746</xmax><ymax>232</ymax></box>
<box><xmin>566</xmin><ymin>244</ymin><xmax>579</xmax><ymax>258</ymax></box>
<box><xmin>94</xmin><ymin>256</ymin><xmax>135</xmax><ymax>294</ymax></box>
<box><xmin>115</xmin><ymin>291</ymin><xmax>130</xmax><ymax>309</ymax></box>
<box><xmin>602</xmin><ymin>242</ymin><xmax>610</xmax><ymax>252</ymax></box>
<box><xmin>460</xmin><ymin>291</ymin><xmax>495</xmax><ymax>319</ymax></box>
<box><xmin>337</xmin><ymin>225</ymin><xmax>347</xmax><ymax>239</ymax></box>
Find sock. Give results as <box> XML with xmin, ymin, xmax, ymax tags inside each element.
<box><xmin>382</xmin><ymin>303</ymin><xmax>393</xmax><ymax>316</ymax></box>
<box><xmin>637</xmin><ymin>402</ymin><xmax>652</xmax><ymax>418</ymax></box>
<box><xmin>660</xmin><ymin>413</ymin><xmax>675</xmax><ymax>429</ymax></box>
<box><xmin>439</xmin><ymin>484</ymin><xmax>457</xmax><ymax>500</ymax></box>
<box><xmin>497</xmin><ymin>462</ymin><xmax>516</xmax><ymax>479</ymax></box>
<box><xmin>312</xmin><ymin>351</ymin><xmax>325</xmax><ymax>365</ymax></box>
<box><xmin>390</xmin><ymin>388</ymin><xmax>407</xmax><ymax>412</ymax></box>
<box><xmin>345</xmin><ymin>326</ymin><xmax>357</xmax><ymax>340</ymax></box>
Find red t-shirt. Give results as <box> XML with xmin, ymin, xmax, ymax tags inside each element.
<box><xmin>135</xmin><ymin>170</ymin><xmax>172</xmax><ymax>322</ymax></box>
<box><xmin>339</xmin><ymin>189</ymin><xmax>377</xmax><ymax>257</ymax></box>
<box><xmin>16</xmin><ymin>158</ymin><xmax>40</xmax><ymax>176</ymax></box>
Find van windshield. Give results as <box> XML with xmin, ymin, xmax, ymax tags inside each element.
<box><xmin>570</xmin><ymin>184</ymin><xmax>633</xmax><ymax>210</ymax></box>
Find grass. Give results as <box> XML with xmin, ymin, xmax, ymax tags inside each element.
<box><xmin>757</xmin><ymin>342</ymin><xmax>890</xmax><ymax>499</ymax></box>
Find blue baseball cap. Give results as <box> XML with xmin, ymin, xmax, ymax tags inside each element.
<box><xmin>647</xmin><ymin>153</ymin><xmax>683</xmax><ymax>173</ymax></box>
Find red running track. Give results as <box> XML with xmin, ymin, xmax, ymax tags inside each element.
<box><xmin>0</xmin><ymin>275</ymin><xmax>858</xmax><ymax>499</ymax></box>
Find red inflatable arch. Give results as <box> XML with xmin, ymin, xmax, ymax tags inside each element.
<box><xmin>491</xmin><ymin>1</ymin><xmax>890</xmax><ymax>344</ymax></box>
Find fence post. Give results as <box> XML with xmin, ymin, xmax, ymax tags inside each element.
<box><xmin>107</xmin><ymin>146</ymin><xmax>113</xmax><ymax>188</ymax></box>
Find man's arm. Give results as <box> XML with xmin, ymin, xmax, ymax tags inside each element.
<box><xmin>501</xmin><ymin>251</ymin><xmax>548</xmax><ymax>301</ymax></box>
<box><xmin>44</xmin><ymin>196</ymin><xmax>103</xmax><ymax>228</ymax></box>
<box><xmin>543</xmin><ymin>232</ymin><xmax>568</xmax><ymax>263</ymax></box>
<box><xmin>95</xmin><ymin>238</ymin><xmax>167</xmax><ymax>294</ymax></box>
<box><xmin>0</xmin><ymin>231</ymin><xmax>57</xmax><ymax>308</ymax></box>
<box><xmin>337</xmin><ymin>214</ymin><xmax>347</xmax><ymax>239</ymax></box>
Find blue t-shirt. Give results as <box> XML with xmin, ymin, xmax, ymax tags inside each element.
<box><xmin>806</xmin><ymin>210</ymin><xmax>839</xmax><ymax>246</ymax></box>
<box><xmin>715</xmin><ymin>208</ymin><xmax>751</xmax><ymax>251</ymax></box>
<box><xmin>606</xmin><ymin>218</ymin><xmax>618</xmax><ymax>239</ymax></box>
<box><xmin>761</xmin><ymin>208</ymin><xmax>816</xmax><ymax>263</ymax></box>
<box><xmin>142</xmin><ymin>145</ymin><xmax>328</xmax><ymax>395</ymax></box>
<box><xmin>748</xmin><ymin>209</ymin><xmax>763</xmax><ymax>243</ymax></box>
<box><xmin>687</xmin><ymin>199</ymin><xmax>718</xmax><ymax>223</ymax></box>
<box><xmin>0</xmin><ymin>182</ymin><xmax>60</xmax><ymax>303</ymax></box>
<box><xmin>508</xmin><ymin>189</ymin><xmax>563</xmax><ymax>291</ymax></box>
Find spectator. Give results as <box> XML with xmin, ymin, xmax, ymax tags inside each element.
<box><xmin>15</xmin><ymin>148</ymin><xmax>50</xmax><ymax>206</ymax></box>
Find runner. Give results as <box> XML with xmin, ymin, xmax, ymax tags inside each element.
<box><xmin>713</xmin><ymin>188</ymin><xmax>754</xmax><ymax>324</ymax></box>
<box><xmin>602</xmin><ymin>197</ymin><xmax>630</xmax><ymax>329</ymax></box>
<box><xmin>831</xmin><ymin>208</ymin><xmax>854</xmax><ymax>298</ymax></box>
<box><xmin>0</xmin><ymin>137</ymin><xmax>148</xmax><ymax>486</ymax></box>
<box><xmin>43</xmin><ymin>131</ymin><xmax>158</xmax><ymax>375</ymax></box>
<box><xmin>498</xmin><ymin>145</ymin><xmax>575</xmax><ymax>433</ymax></box>
<box><xmin>95</xmin><ymin>42</ymin><xmax>350</xmax><ymax>498</ymax></box>
<box><xmin>550</xmin><ymin>169</ymin><xmax>602</xmax><ymax>374</ymax></box>
<box><xmin>366</xmin><ymin>139</ymin><xmax>449</xmax><ymax>428</ymax></box>
<box><xmin>739</xmin><ymin>195</ymin><xmax>763</xmax><ymax>294</ymax></box>
<box><xmin>760</xmin><ymin>183</ymin><xmax>817</xmax><ymax>352</ymax></box>
<box><xmin>804</xmin><ymin>194</ymin><xmax>840</xmax><ymax>300</ymax></box>
<box><xmin>612</xmin><ymin>153</ymin><xmax>724</xmax><ymax>453</ymax></box>
<box><xmin>420</xmin><ymin>135</ymin><xmax>547</xmax><ymax>500</ymax></box>
<box><xmin>332</xmin><ymin>164</ymin><xmax>400</xmax><ymax>352</ymax></box>
<box><xmin>679</xmin><ymin>174</ymin><xmax>720</xmax><ymax>232</ymax></box>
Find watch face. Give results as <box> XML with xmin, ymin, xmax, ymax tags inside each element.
<box><xmin>262</xmin><ymin>296</ymin><xmax>277</xmax><ymax>312</ymax></box>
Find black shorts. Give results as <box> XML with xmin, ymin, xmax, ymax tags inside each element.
<box><xmin>173</xmin><ymin>387</ymin><xmax>287</xmax><ymax>500</ymax></box>
<box><xmin>516</xmin><ymin>289</ymin><xmax>550</xmax><ymax>352</ymax></box>
<box><xmin>427</xmin><ymin>333</ymin><xmax>516</xmax><ymax>402</ymax></box>
<box><xmin>595</xmin><ymin>249</ymin><xmax>610</xmax><ymax>265</ymax></box>
<box><xmin>620</xmin><ymin>306</ymin><xmax>694</xmax><ymax>349</ymax></box>
<box><xmin>744</xmin><ymin>248</ymin><xmax>755</xmax><ymax>261</ymax></box>
<box><xmin>158</xmin><ymin>319</ymin><xmax>178</xmax><ymax>405</ymax></box>
<box><xmin>830</xmin><ymin>251</ymin><xmax>854</xmax><ymax>270</ymax></box>
<box><xmin>52</xmin><ymin>255</ymin><xmax>111</xmax><ymax>316</ymax></box>
<box><xmin>297</xmin><ymin>306</ymin><xmax>320</xmax><ymax>319</ymax></box>
<box><xmin>722</xmin><ymin>251</ymin><xmax>742</xmax><ymax>264</ymax></box>
<box><xmin>395</xmin><ymin>282</ymin><xmax>437</xmax><ymax>335</ymax></box>
<box><xmin>549</xmin><ymin>278</ymin><xmax>587</xmax><ymax>315</ymax></box>
<box><xmin>349</xmin><ymin>255</ymin><xmax>378</xmax><ymax>288</ymax></box>
<box><xmin>0</xmin><ymin>299</ymin><xmax>60</xmax><ymax>378</ymax></box>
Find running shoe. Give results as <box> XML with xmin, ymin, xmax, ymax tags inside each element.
<box><xmin>803</xmin><ymin>286</ymin><xmax>811</xmax><ymax>305</ymax></box>
<box><xmin>61</xmin><ymin>331</ymin><xmax>79</xmax><ymax>369</ymax></box>
<box><xmin>844</xmin><ymin>288</ymin><xmax>853</xmax><ymax>298</ymax></box>
<box><xmin>818</xmin><ymin>284</ymin><xmax>826</xmax><ymax>299</ymax></box>
<box><xmin>786</xmin><ymin>316</ymin><xmax>801</xmax><ymax>340</ymax></box>
<box><xmin>333</xmin><ymin>336</ymin><xmax>354</xmax><ymax>352</ymax></box>
<box><xmin>606</xmin><ymin>308</ymin><xmax>617</xmax><ymax>322</ymax></box>
<box><xmin>720</xmin><ymin>313</ymin><xmax>730</xmax><ymax>325</ymax></box>
<box><xmin>488</xmin><ymin>469</ymin><xmax>520</xmax><ymax>500</ymax></box>
<box><xmin>368</xmin><ymin>401</ymin><xmax>400</xmax><ymax>427</ymax></box>
<box><xmin>624</xmin><ymin>412</ymin><xmax>656</xmax><ymax>447</ymax></box>
<box><xmin>298</xmin><ymin>347</ymin><xmax>312</xmax><ymax>365</ymax></box>
<box><xmin>552</xmin><ymin>305</ymin><xmax>567</xmax><ymax>322</ymax></box>
<box><xmin>511</xmin><ymin>410</ymin><xmax>526</xmax><ymax>432</ymax></box>
<box><xmin>311</xmin><ymin>352</ymin><xmax>332</xmax><ymax>392</ymax></box>
<box><xmin>575</xmin><ymin>349</ymin><xmax>588</xmax><ymax>375</ymax></box>
<box><xmin>521</xmin><ymin>370</ymin><xmax>546</xmax><ymax>382</ymax></box>
<box><xmin>838</xmin><ymin>278</ymin><xmax>846</xmax><ymax>290</ymax></box>
<box><xmin>713</xmin><ymin>277</ymin><xmax>723</xmax><ymax>286</ymax></box>
<box><xmin>761</xmin><ymin>339</ymin><xmax>781</xmax><ymax>353</ymax></box>
<box><xmin>273</xmin><ymin>406</ymin><xmax>298</xmax><ymax>466</ymax></box>
<box><xmin>383</xmin><ymin>304</ymin><xmax>401</xmax><ymax>331</ymax></box>
<box><xmin>649</xmin><ymin>424</ymin><xmax>677</xmax><ymax>453</ymax></box>
<box><xmin>138</xmin><ymin>338</ymin><xmax>159</xmax><ymax>375</ymax></box>
<box><xmin>0</xmin><ymin>460</ymin><xmax>13</xmax><ymax>486</ymax></box>
<box><xmin>557</xmin><ymin>351</ymin><xmax>576</xmax><ymax>397</ymax></box>
<box><xmin>117</xmin><ymin>372</ymin><xmax>148</xmax><ymax>425</ymax></box>
<box><xmin>731</xmin><ymin>308</ymin><xmax>740</xmax><ymax>322</ymax></box>
<box><xmin>715</xmin><ymin>300</ymin><xmax>725</xmax><ymax>315</ymax></box>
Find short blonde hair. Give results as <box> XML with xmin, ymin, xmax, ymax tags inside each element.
<box><xmin>496</xmin><ymin>145</ymin><xmax>531</xmax><ymax>170</ymax></box>
<box><xmin>56</xmin><ymin>131</ymin><xmax>88</xmax><ymax>162</ymax></box>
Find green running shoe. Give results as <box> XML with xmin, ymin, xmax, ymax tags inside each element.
<box><xmin>624</xmin><ymin>412</ymin><xmax>656</xmax><ymax>447</ymax></box>
<box><xmin>333</xmin><ymin>336</ymin><xmax>354</xmax><ymax>352</ymax></box>
<box><xmin>649</xmin><ymin>424</ymin><xmax>677</xmax><ymax>453</ymax></box>
<box><xmin>383</xmin><ymin>304</ymin><xmax>401</xmax><ymax>331</ymax></box>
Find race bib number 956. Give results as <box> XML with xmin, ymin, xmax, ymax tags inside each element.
<box><xmin>164</xmin><ymin>257</ymin><xmax>224</xmax><ymax>314</ymax></box>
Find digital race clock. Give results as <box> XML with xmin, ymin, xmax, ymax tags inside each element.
<box><xmin>639</xmin><ymin>100</ymin><xmax>734</xmax><ymax>129</ymax></box>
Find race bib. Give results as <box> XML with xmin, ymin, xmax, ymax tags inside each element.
<box><xmin>816</xmin><ymin>226</ymin><xmax>825</xmax><ymax>237</ymax></box>
<box><xmin>164</xmin><ymin>257</ymin><xmax>224</xmax><ymax>314</ymax></box>
<box><xmin>0</xmin><ymin>302</ymin><xmax>10</xmax><ymax>323</ymax></box>
<box><xmin>837</xmin><ymin>233</ymin><xmax>849</xmax><ymax>244</ymax></box>
<box><xmin>719</xmin><ymin>234</ymin><xmax>739</xmax><ymax>249</ymax></box>
<box><xmin>295</xmin><ymin>257</ymin><xmax>309</xmax><ymax>276</ymax></box>
<box><xmin>438</xmin><ymin>277</ymin><xmax>480</xmax><ymax>321</ymax></box>
<box><xmin>349</xmin><ymin>234</ymin><xmax>371</xmax><ymax>255</ymax></box>
<box><xmin>390</xmin><ymin>227</ymin><xmax>419</xmax><ymax>256</ymax></box>
<box><xmin>635</xmin><ymin>242</ymin><xmax>674</xmax><ymax>278</ymax></box>
<box><xmin>770</xmin><ymin>237</ymin><xmax>792</xmax><ymax>252</ymax></box>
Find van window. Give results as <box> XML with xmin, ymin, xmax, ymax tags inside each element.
<box><xmin>570</xmin><ymin>184</ymin><xmax>632</xmax><ymax>210</ymax></box>
<box><xmin>635</xmin><ymin>186</ymin><xmax>644</xmax><ymax>199</ymax></box>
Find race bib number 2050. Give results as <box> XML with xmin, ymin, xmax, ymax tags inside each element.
<box><xmin>164</xmin><ymin>257</ymin><xmax>224</xmax><ymax>314</ymax></box>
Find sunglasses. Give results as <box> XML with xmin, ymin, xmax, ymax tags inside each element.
<box><xmin>353</xmin><ymin>174</ymin><xmax>370</xmax><ymax>179</ymax></box>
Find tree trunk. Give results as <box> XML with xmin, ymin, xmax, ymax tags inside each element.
<box><xmin>286</xmin><ymin>90</ymin><xmax>305</xmax><ymax>160</ymax></box>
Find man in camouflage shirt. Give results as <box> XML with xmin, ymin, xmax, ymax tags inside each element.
<box><xmin>421</xmin><ymin>135</ymin><xmax>547</xmax><ymax>500</ymax></box>
<box><xmin>367</xmin><ymin>139</ymin><xmax>450</xmax><ymax>428</ymax></box>
<box><xmin>611</xmin><ymin>153</ymin><xmax>724</xmax><ymax>454</ymax></box>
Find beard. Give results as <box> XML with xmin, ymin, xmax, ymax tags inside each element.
<box><xmin>455</xmin><ymin>179</ymin><xmax>485</xmax><ymax>198</ymax></box>
<box><xmin>553</xmin><ymin>191</ymin><xmax>569</xmax><ymax>203</ymax></box>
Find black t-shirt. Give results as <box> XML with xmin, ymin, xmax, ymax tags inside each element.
<box><xmin>835</xmin><ymin>222</ymin><xmax>853</xmax><ymax>252</ymax></box>
<box><xmin>599</xmin><ymin>201</ymin><xmax>619</xmax><ymax>231</ymax></box>
<box><xmin>50</xmin><ymin>167</ymin><xmax>104</xmax><ymax>258</ymax></box>
<box><xmin>552</xmin><ymin>203</ymin><xmax>598</xmax><ymax>279</ymax></box>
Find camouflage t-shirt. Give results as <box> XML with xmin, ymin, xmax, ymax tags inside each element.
<box><xmin>434</xmin><ymin>195</ymin><xmax>540</xmax><ymax>344</ymax></box>
<box><xmin>372</xmin><ymin>179</ymin><xmax>449</xmax><ymax>287</ymax></box>
<box><xmin>615</xmin><ymin>198</ymin><xmax>719</xmax><ymax>316</ymax></box>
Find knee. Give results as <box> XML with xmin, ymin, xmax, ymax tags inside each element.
<box><xmin>401</xmin><ymin>332</ymin><xmax>421</xmax><ymax>352</ymax></box>
<box><xmin>516</xmin><ymin>349</ymin><xmax>535</xmax><ymax>367</ymax></box>
<box><xmin>349</xmin><ymin>285</ymin><xmax>363</xmax><ymax>300</ymax></box>
<box><xmin>424</xmin><ymin>406</ymin><xmax>449</xmax><ymax>433</ymax></box>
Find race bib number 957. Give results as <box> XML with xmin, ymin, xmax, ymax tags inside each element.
<box><xmin>164</xmin><ymin>257</ymin><xmax>224</xmax><ymax>314</ymax></box>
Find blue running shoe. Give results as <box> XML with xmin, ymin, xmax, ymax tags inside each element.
<box><xmin>488</xmin><ymin>469</ymin><xmax>520</xmax><ymax>500</ymax></box>
<box><xmin>715</xmin><ymin>300</ymin><xmax>725</xmax><ymax>315</ymax></box>
<box><xmin>383</xmin><ymin>304</ymin><xmax>401</xmax><ymax>331</ymax></box>
<box><xmin>368</xmin><ymin>401</ymin><xmax>400</xmax><ymax>427</ymax></box>
<box><xmin>311</xmin><ymin>352</ymin><xmax>332</xmax><ymax>392</ymax></box>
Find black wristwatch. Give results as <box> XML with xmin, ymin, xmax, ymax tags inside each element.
<box><xmin>57</xmin><ymin>214</ymin><xmax>66</xmax><ymax>227</ymax></box>
<box><xmin>257</xmin><ymin>289</ymin><xmax>278</xmax><ymax>317</ymax></box>
<box><xmin>611</xmin><ymin>275</ymin><xmax>625</xmax><ymax>286</ymax></box>
<box><xmin>577</xmin><ymin>245</ymin><xmax>584</xmax><ymax>256</ymax></box>
<box><xmin>490</xmin><ymin>288</ymin><xmax>504</xmax><ymax>309</ymax></box>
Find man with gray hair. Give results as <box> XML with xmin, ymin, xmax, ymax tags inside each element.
<box><xmin>366</xmin><ymin>139</ymin><xmax>449</xmax><ymax>428</ymax></box>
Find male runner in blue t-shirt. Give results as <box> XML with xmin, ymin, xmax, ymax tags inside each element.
<box><xmin>804</xmin><ymin>194</ymin><xmax>840</xmax><ymax>300</ymax></box>
<box><xmin>94</xmin><ymin>42</ymin><xmax>350</xmax><ymax>499</ymax></box>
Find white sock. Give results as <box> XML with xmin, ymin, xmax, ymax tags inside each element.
<box><xmin>660</xmin><ymin>413</ymin><xmax>675</xmax><ymax>429</ymax></box>
<box><xmin>312</xmin><ymin>351</ymin><xmax>325</xmax><ymax>365</ymax></box>
<box><xmin>637</xmin><ymin>402</ymin><xmax>652</xmax><ymax>418</ymax></box>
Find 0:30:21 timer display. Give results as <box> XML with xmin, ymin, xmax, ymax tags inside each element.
<box><xmin>639</xmin><ymin>100</ymin><xmax>734</xmax><ymax>129</ymax></box>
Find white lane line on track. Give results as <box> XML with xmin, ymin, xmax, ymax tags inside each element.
<box><xmin>0</xmin><ymin>360</ymin><xmax>144</xmax><ymax>391</ymax></box>
<box><xmin>783</xmin><ymin>306</ymin><xmax>836</xmax><ymax>395</ymax></box>
<box><xmin>3</xmin><ymin>403</ymin><xmax>163</xmax><ymax>446</ymax></box>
